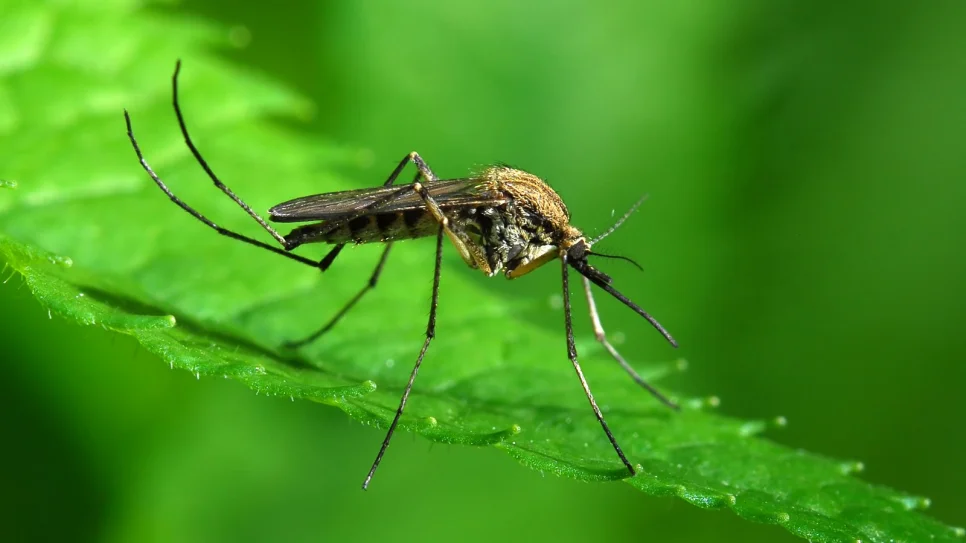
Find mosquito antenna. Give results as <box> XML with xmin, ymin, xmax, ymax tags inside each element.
<box><xmin>587</xmin><ymin>251</ymin><xmax>644</xmax><ymax>272</ymax></box>
<box><xmin>572</xmin><ymin>263</ymin><xmax>677</xmax><ymax>348</ymax></box>
<box><xmin>590</xmin><ymin>194</ymin><xmax>648</xmax><ymax>246</ymax></box>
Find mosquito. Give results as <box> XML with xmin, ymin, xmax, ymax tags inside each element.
<box><xmin>123</xmin><ymin>61</ymin><xmax>679</xmax><ymax>490</ymax></box>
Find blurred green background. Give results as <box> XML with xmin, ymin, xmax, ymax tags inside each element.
<box><xmin>2</xmin><ymin>1</ymin><xmax>964</xmax><ymax>542</ymax></box>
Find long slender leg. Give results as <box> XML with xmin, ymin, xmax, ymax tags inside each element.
<box><xmin>561</xmin><ymin>254</ymin><xmax>636</xmax><ymax>476</ymax></box>
<box><xmin>170</xmin><ymin>60</ymin><xmax>293</xmax><ymax>248</ymax></box>
<box><xmin>362</xmin><ymin>226</ymin><xmax>444</xmax><ymax>490</ymax></box>
<box><xmin>125</xmin><ymin>61</ymin><xmax>339</xmax><ymax>267</ymax></box>
<box><xmin>284</xmin><ymin>243</ymin><xmax>394</xmax><ymax>348</ymax></box>
<box><xmin>582</xmin><ymin>276</ymin><xmax>678</xmax><ymax>410</ymax></box>
<box><xmin>284</xmin><ymin>163</ymin><xmax>431</xmax><ymax>346</ymax></box>
<box><xmin>124</xmin><ymin>110</ymin><xmax>322</xmax><ymax>268</ymax></box>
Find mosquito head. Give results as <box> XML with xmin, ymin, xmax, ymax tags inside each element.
<box><xmin>565</xmin><ymin>238</ymin><xmax>613</xmax><ymax>285</ymax></box>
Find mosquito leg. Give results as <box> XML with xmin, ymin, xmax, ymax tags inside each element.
<box><xmin>406</xmin><ymin>151</ymin><xmax>439</xmax><ymax>181</ymax></box>
<box><xmin>284</xmin><ymin>162</ymin><xmax>431</xmax><ymax>347</ymax></box>
<box><xmin>124</xmin><ymin>110</ymin><xmax>323</xmax><ymax>268</ymax></box>
<box><xmin>362</xmin><ymin>226</ymin><xmax>444</xmax><ymax>490</ymax></box>
<box><xmin>283</xmin><ymin>243</ymin><xmax>394</xmax><ymax>348</ymax></box>
<box><xmin>561</xmin><ymin>254</ymin><xmax>636</xmax><ymax>476</ymax></box>
<box><xmin>124</xmin><ymin>61</ymin><xmax>336</xmax><ymax>269</ymax></box>
<box><xmin>167</xmin><ymin>61</ymin><xmax>297</xmax><ymax>247</ymax></box>
<box><xmin>582</xmin><ymin>276</ymin><xmax>678</xmax><ymax>410</ymax></box>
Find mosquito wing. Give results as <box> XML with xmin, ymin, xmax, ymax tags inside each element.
<box><xmin>269</xmin><ymin>178</ymin><xmax>505</xmax><ymax>223</ymax></box>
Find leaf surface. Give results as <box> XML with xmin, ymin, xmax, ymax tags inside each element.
<box><xmin>0</xmin><ymin>3</ymin><xmax>960</xmax><ymax>542</ymax></box>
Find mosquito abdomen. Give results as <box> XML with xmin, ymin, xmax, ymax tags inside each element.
<box><xmin>286</xmin><ymin>209</ymin><xmax>439</xmax><ymax>245</ymax></box>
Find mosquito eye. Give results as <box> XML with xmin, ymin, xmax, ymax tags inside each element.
<box><xmin>567</xmin><ymin>241</ymin><xmax>588</xmax><ymax>261</ymax></box>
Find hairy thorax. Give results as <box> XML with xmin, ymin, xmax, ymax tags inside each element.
<box><xmin>450</xmin><ymin>166</ymin><xmax>582</xmax><ymax>277</ymax></box>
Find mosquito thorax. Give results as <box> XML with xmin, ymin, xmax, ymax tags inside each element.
<box><xmin>454</xmin><ymin>166</ymin><xmax>584</xmax><ymax>278</ymax></box>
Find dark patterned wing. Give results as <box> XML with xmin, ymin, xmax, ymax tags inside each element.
<box><xmin>269</xmin><ymin>178</ymin><xmax>505</xmax><ymax>223</ymax></box>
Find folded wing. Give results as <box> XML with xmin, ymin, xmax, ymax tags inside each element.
<box><xmin>269</xmin><ymin>178</ymin><xmax>506</xmax><ymax>223</ymax></box>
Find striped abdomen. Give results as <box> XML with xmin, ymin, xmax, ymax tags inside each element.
<box><xmin>285</xmin><ymin>209</ymin><xmax>439</xmax><ymax>245</ymax></box>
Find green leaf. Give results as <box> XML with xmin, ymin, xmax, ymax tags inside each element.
<box><xmin>0</xmin><ymin>3</ymin><xmax>960</xmax><ymax>542</ymax></box>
